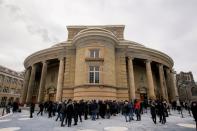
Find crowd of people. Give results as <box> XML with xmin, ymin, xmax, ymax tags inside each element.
<box><xmin>27</xmin><ymin>98</ymin><xmax>197</xmax><ymax>128</ymax></box>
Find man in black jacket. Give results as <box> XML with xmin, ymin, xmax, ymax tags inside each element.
<box><xmin>66</xmin><ymin>99</ymin><xmax>74</xmax><ymax>127</ymax></box>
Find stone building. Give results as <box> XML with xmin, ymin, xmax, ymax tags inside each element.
<box><xmin>0</xmin><ymin>65</ymin><xmax>24</xmax><ymax>107</ymax></box>
<box><xmin>176</xmin><ymin>72</ymin><xmax>197</xmax><ymax>102</ymax></box>
<box><xmin>21</xmin><ymin>25</ymin><xmax>178</xmax><ymax>104</ymax></box>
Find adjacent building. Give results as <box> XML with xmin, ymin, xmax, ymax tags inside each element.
<box><xmin>176</xmin><ymin>72</ymin><xmax>197</xmax><ymax>102</ymax></box>
<box><xmin>0</xmin><ymin>65</ymin><xmax>24</xmax><ymax>107</ymax></box>
<box><xmin>21</xmin><ymin>25</ymin><xmax>178</xmax><ymax>104</ymax></box>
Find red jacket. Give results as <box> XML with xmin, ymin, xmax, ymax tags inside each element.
<box><xmin>135</xmin><ymin>101</ymin><xmax>141</xmax><ymax>110</ymax></box>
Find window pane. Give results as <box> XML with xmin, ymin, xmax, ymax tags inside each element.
<box><xmin>90</xmin><ymin>49</ymin><xmax>99</xmax><ymax>58</ymax></box>
<box><xmin>95</xmin><ymin>66</ymin><xmax>99</xmax><ymax>71</ymax></box>
<box><xmin>89</xmin><ymin>72</ymin><xmax>94</xmax><ymax>83</ymax></box>
<box><xmin>89</xmin><ymin>66</ymin><xmax>94</xmax><ymax>71</ymax></box>
<box><xmin>90</xmin><ymin>50</ymin><xmax>94</xmax><ymax>58</ymax></box>
<box><xmin>95</xmin><ymin>72</ymin><xmax>99</xmax><ymax>83</ymax></box>
<box><xmin>95</xmin><ymin>50</ymin><xmax>99</xmax><ymax>58</ymax></box>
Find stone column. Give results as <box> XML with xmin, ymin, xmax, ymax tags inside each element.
<box><xmin>37</xmin><ymin>61</ymin><xmax>48</xmax><ymax>103</ymax></box>
<box><xmin>26</xmin><ymin>64</ymin><xmax>36</xmax><ymax>104</ymax></box>
<box><xmin>56</xmin><ymin>57</ymin><xmax>65</xmax><ymax>102</ymax></box>
<box><xmin>158</xmin><ymin>64</ymin><xmax>168</xmax><ymax>101</ymax></box>
<box><xmin>20</xmin><ymin>69</ymin><xmax>31</xmax><ymax>104</ymax></box>
<box><xmin>145</xmin><ymin>60</ymin><xmax>156</xmax><ymax>100</ymax></box>
<box><xmin>127</xmin><ymin>57</ymin><xmax>136</xmax><ymax>100</ymax></box>
<box><xmin>166</xmin><ymin>68</ymin><xmax>173</xmax><ymax>101</ymax></box>
<box><xmin>171</xmin><ymin>69</ymin><xmax>179</xmax><ymax>101</ymax></box>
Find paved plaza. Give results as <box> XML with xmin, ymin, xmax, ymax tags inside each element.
<box><xmin>0</xmin><ymin>110</ymin><xmax>196</xmax><ymax>131</ymax></box>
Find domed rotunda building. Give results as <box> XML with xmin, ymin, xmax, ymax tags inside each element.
<box><xmin>21</xmin><ymin>25</ymin><xmax>178</xmax><ymax>104</ymax></box>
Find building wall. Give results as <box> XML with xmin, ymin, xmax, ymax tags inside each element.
<box><xmin>73</xmin><ymin>40</ymin><xmax>116</xmax><ymax>100</ymax></box>
<box><xmin>75</xmin><ymin>41</ymin><xmax>116</xmax><ymax>86</ymax></box>
<box><xmin>176</xmin><ymin>72</ymin><xmax>197</xmax><ymax>102</ymax></box>
<box><xmin>62</xmin><ymin>49</ymin><xmax>76</xmax><ymax>99</ymax></box>
<box><xmin>115</xmin><ymin>49</ymin><xmax>129</xmax><ymax>100</ymax></box>
<box><xmin>0</xmin><ymin>66</ymin><xmax>23</xmax><ymax>107</ymax></box>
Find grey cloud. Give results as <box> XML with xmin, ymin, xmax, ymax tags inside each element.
<box><xmin>27</xmin><ymin>25</ymin><xmax>51</xmax><ymax>42</ymax></box>
<box><xmin>3</xmin><ymin>2</ymin><xmax>57</xmax><ymax>43</ymax></box>
<box><xmin>0</xmin><ymin>0</ymin><xmax>4</xmax><ymax>5</ymax></box>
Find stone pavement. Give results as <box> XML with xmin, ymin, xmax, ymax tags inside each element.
<box><xmin>0</xmin><ymin>110</ymin><xmax>196</xmax><ymax>131</ymax></box>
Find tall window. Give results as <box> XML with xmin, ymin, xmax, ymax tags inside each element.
<box><xmin>90</xmin><ymin>49</ymin><xmax>99</xmax><ymax>58</ymax></box>
<box><xmin>89</xmin><ymin>66</ymin><xmax>99</xmax><ymax>83</ymax></box>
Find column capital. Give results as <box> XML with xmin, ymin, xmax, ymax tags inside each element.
<box><xmin>156</xmin><ymin>63</ymin><xmax>163</xmax><ymax>68</ymax></box>
<box><xmin>128</xmin><ymin>56</ymin><xmax>134</xmax><ymax>60</ymax></box>
<box><xmin>31</xmin><ymin>64</ymin><xmax>37</xmax><ymax>69</ymax></box>
<box><xmin>58</xmin><ymin>57</ymin><xmax>65</xmax><ymax>61</ymax></box>
<box><xmin>145</xmin><ymin>59</ymin><xmax>152</xmax><ymax>63</ymax></box>
<box><xmin>41</xmin><ymin>60</ymin><xmax>49</xmax><ymax>65</ymax></box>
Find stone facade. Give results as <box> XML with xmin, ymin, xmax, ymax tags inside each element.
<box><xmin>176</xmin><ymin>72</ymin><xmax>197</xmax><ymax>102</ymax></box>
<box><xmin>0</xmin><ymin>65</ymin><xmax>24</xmax><ymax>107</ymax></box>
<box><xmin>21</xmin><ymin>25</ymin><xmax>178</xmax><ymax>104</ymax></box>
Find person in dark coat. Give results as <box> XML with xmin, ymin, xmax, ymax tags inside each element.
<box><xmin>66</xmin><ymin>99</ymin><xmax>74</xmax><ymax>127</ymax></box>
<box><xmin>30</xmin><ymin>102</ymin><xmax>35</xmax><ymax>118</ymax></box>
<box><xmin>123</xmin><ymin>101</ymin><xmax>130</xmax><ymax>122</ymax></box>
<box><xmin>56</xmin><ymin>102</ymin><xmax>62</xmax><ymax>121</ymax></box>
<box><xmin>60</xmin><ymin>101</ymin><xmax>66</xmax><ymax>127</ymax></box>
<box><xmin>150</xmin><ymin>101</ymin><xmax>157</xmax><ymax>124</ymax></box>
<box><xmin>78</xmin><ymin>100</ymin><xmax>84</xmax><ymax>122</ymax></box>
<box><xmin>47</xmin><ymin>101</ymin><xmax>53</xmax><ymax>118</ymax></box>
<box><xmin>157</xmin><ymin>101</ymin><xmax>166</xmax><ymax>124</ymax></box>
<box><xmin>73</xmin><ymin>101</ymin><xmax>79</xmax><ymax>125</ymax></box>
<box><xmin>84</xmin><ymin>101</ymin><xmax>89</xmax><ymax>120</ymax></box>
<box><xmin>106</xmin><ymin>101</ymin><xmax>111</xmax><ymax>119</ymax></box>
<box><xmin>12</xmin><ymin>101</ymin><xmax>19</xmax><ymax>113</ymax></box>
<box><xmin>191</xmin><ymin>101</ymin><xmax>197</xmax><ymax>130</ymax></box>
<box><xmin>90</xmin><ymin>100</ymin><xmax>98</xmax><ymax>121</ymax></box>
<box><xmin>99</xmin><ymin>100</ymin><xmax>106</xmax><ymax>119</ymax></box>
<box><xmin>37</xmin><ymin>103</ymin><xmax>44</xmax><ymax>116</ymax></box>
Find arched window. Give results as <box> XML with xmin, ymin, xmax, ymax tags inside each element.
<box><xmin>191</xmin><ymin>87</ymin><xmax>197</xmax><ymax>96</ymax></box>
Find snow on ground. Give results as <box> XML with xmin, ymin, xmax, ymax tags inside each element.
<box><xmin>0</xmin><ymin>110</ymin><xmax>196</xmax><ymax>131</ymax></box>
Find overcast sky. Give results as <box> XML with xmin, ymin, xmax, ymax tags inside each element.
<box><xmin>0</xmin><ymin>0</ymin><xmax>197</xmax><ymax>80</ymax></box>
